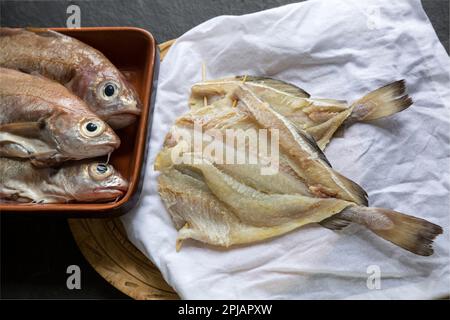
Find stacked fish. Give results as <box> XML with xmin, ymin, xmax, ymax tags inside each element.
<box><xmin>156</xmin><ymin>76</ymin><xmax>443</xmax><ymax>256</ymax></box>
<box><xmin>0</xmin><ymin>28</ymin><xmax>141</xmax><ymax>203</ymax></box>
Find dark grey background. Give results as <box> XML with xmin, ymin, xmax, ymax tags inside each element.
<box><xmin>0</xmin><ymin>0</ymin><xmax>448</xmax><ymax>299</ymax></box>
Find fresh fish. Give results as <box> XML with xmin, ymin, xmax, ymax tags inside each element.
<box><xmin>0</xmin><ymin>28</ymin><xmax>141</xmax><ymax>129</ymax></box>
<box><xmin>0</xmin><ymin>157</ymin><xmax>128</xmax><ymax>203</ymax></box>
<box><xmin>0</xmin><ymin>68</ymin><xmax>120</xmax><ymax>166</ymax></box>
<box><xmin>156</xmin><ymin>83</ymin><xmax>442</xmax><ymax>256</ymax></box>
<box><xmin>190</xmin><ymin>76</ymin><xmax>412</xmax><ymax>149</ymax></box>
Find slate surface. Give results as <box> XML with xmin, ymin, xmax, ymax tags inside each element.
<box><xmin>0</xmin><ymin>0</ymin><xmax>448</xmax><ymax>299</ymax></box>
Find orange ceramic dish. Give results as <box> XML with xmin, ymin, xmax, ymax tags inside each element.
<box><xmin>0</xmin><ymin>27</ymin><xmax>158</xmax><ymax>216</ymax></box>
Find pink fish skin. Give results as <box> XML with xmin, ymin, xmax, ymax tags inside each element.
<box><xmin>0</xmin><ymin>27</ymin><xmax>141</xmax><ymax>129</ymax></box>
<box><xmin>0</xmin><ymin>67</ymin><xmax>120</xmax><ymax>166</ymax></box>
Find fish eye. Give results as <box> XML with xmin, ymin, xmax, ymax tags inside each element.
<box><xmin>96</xmin><ymin>163</ymin><xmax>108</xmax><ymax>174</ymax></box>
<box><xmin>89</xmin><ymin>163</ymin><xmax>113</xmax><ymax>180</ymax></box>
<box><xmin>80</xmin><ymin>118</ymin><xmax>106</xmax><ymax>138</ymax></box>
<box><xmin>100</xmin><ymin>81</ymin><xmax>120</xmax><ymax>100</ymax></box>
<box><xmin>105</xmin><ymin>84</ymin><xmax>115</xmax><ymax>97</ymax></box>
<box><xmin>86</xmin><ymin>122</ymin><xmax>98</xmax><ymax>132</ymax></box>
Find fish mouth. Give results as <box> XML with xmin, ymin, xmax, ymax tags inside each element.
<box><xmin>109</xmin><ymin>109</ymin><xmax>141</xmax><ymax>117</ymax></box>
<box><xmin>104</xmin><ymin>140</ymin><xmax>121</xmax><ymax>150</ymax></box>
<box><xmin>113</xmin><ymin>184</ymin><xmax>129</xmax><ymax>193</ymax></box>
<box><xmin>107</xmin><ymin>113</ymin><xmax>139</xmax><ymax>129</ymax></box>
<box><xmin>94</xmin><ymin>144</ymin><xmax>119</xmax><ymax>156</ymax></box>
<box><xmin>120</xmin><ymin>108</ymin><xmax>141</xmax><ymax>116</ymax></box>
<box><xmin>117</xmin><ymin>100</ymin><xmax>142</xmax><ymax>116</ymax></box>
<box><xmin>81</xmin><ymin>144</ymin><xmax>118</xmax><ymax>161</ymax></box>
<box><xmin>107</xmin><ymin>141</ymin><xmax>121</xmax><ymax>149</ymax></box>
<box><xmin>91</xmin><ymin>187</ymin><xmax>127</xmax><ymax>202</ymax></box>
<box><xmin>75</xmin><ymin>187</ymin><xmax>126</xmax><ymax>203</ymax></box>
<box><xmin>96</xmin><ymin>182</ymin><xmax>128</xmax><ymax>194</ymax></box>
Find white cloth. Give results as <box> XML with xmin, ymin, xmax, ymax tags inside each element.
<box><xmin>122</xmin><ymin>0</ymin><xmax>450</xmax><ymax>299</ymax></box>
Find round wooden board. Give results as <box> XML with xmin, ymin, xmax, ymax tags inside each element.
<box><xmin>68</xmin><ymin>40</ymin><xmax>178</xmax><ymax>300</ymax></box>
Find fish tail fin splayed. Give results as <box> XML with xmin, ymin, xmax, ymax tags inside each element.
<box><xmin>325</xmin><ymin>206</ymin><xmax>443</xmax><ymax>256</ymax></box>
<box><xmin>346</xmin><ymin>80</ymin><xmax>413</xmax><ymax>124</ymax></box>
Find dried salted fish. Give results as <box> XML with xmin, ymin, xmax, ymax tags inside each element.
<box><xmin>156</xmin><ymin>83</ymin><xmax>441</xmax><ymax>256</ymax></box>
<box><xmin>190</xmin><ymin>76</ymin><xmax>412</xmax><ymax>149</ymax></box>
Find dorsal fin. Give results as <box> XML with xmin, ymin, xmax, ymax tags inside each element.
<box><xmin>235</xmin><ymin>75</ymin><xmax>310</xmax><ymax>98</ymax></box>
<box><xmin>25</xmin><ymin>27</ymin><xmax>64</xmax><ymax>38</ymax></box>
<box><xmin>0</xmin><ymin>27</ymin><xmax>22</xmax><ymax>37</ymax></box>
<box><xmin>334</xmin><ymin>171</ymin><xmax>369</xmax><ymax>206</ymax></box>
<box><xmin>294</xmin><ymin>125</ymin><xmax>332</xmax><ymax>167</ymax></box>
<box><xmin>284</xmin><ymin>113</ymin><xmax>369</xmax><ymax>205</ymax></box>
<box><xmin>319</xmin><ymin>215</ymin><xmax>352</xmax><ymax>230</ymax></box>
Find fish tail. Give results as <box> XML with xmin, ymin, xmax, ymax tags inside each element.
<box><xmin>339</xmin><ymin>206</ymin><xmax>443</xmax><ymax>256</ymax></box>
<box><xmin>348</xmin><ymin>80</ymin><xmax>413</xmax><ymax>122</ymax></box>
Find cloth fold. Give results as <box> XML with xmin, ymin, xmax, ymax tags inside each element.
<box><xmin>122</xmin><ymin>0</ymin><xmax>450</xmax><ymax>299</ymax></box>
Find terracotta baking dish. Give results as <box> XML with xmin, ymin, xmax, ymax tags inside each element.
<box><xmin>0</xmin><ymin>27</ymin><xmax>158</xmax><ymax>216</ymax></box>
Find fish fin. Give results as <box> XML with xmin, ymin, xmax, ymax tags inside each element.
<box><xmin>294</xmin><ymin>126</ymin><xmax>332</xmax><ymax>167</ymax></box>
<box><xmin>18</xmin><ymin>69</ymin><xmax>57</xmax><ymax>83</ymax></box>
<box><xmin>234</xmin><ymin>83</ymin><xmax>331</xmax><ymax>166</ymax></box>
<box><xmin>154</xmin><ymin>148</ymin><xmax>176</xmax><ymax>171</ymax></box>
<box><xmin>305</xmin><ymin>106</ymin><xmax>353</xmax><ymax>151</ymax></box>
<box><xmin>334</xmin><ymin>172</ymin><xmax>368</xmax><ymax>206</ymax></box>
<box><xmin>30</xmin><ymin>158</ymin><xmax>61</xmax><ymax>168</ymax></box>
<box><xmin>333</xmin><ymin>125</ymin><xmax>346</xmax><ymax>138</ymax></box>
<box><xmin>349</xmin><ymin>80</ymin><xmax>413</xmax><ymax>122</ymax></box>
<box><xmin>311</xmin><ymin>98</ymin><xmax>348</xmax><ymax>107</ymax></box>
<box><xmin>0</xmin><ymin>27</ymin><xmax>22</xmax><ymax>37</ymax></box>
<box><xmin>0</xmin><ymin>186</ymin><xmax>22</xmax><ymax>202</ymax></box>
<box><xmin>0</xmin><ymin>121</ymin><xmax>45</xmax><ymax>138</ymax></box>
<box><xmin>176</xmin><ymin>223</ymin><xmax>192</xmax><ymax>251</ymax></box>
<box><xmin>319</xmin><ymin>216</ymin><xmax>352</xmax><ymax>230</ymax></box>
<box><xmin>0</xmin><ymin>142</ymin><xmax>30</xmax><ymax>158</ymax></box>
<box><xmin>236</xmin><ymin>75</ymin><xmax>311</xmax><ymax>98</ymax></box>
<box><xmin>25</xmin><ymin>27</ymin><xmax>63</xmax><ymax>38</ymax></box>
<box><xmin>343</xmin><ymin>207</ymin><xmax>443</xmax><ymax>256</ymax></box>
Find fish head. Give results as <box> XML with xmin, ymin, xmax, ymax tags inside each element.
<box><xmin>73</xmin><ymin>69</ymin><xmax>142</xmax><ymax>129</ymax></box>
<box><xmin>59</xmin><ymin>162</ymin><xmax>129</xmax><ymax>202</ymax></box>
<box><xmin>48</xmin><ymin>113</ymin><xmax>121</xmax><ymax>159</ymax></box>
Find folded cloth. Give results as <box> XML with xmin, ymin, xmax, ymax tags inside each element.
<box><xmin>122</xmin><ymin>0</ymin><xmax>450</xmax><ymax>299</ymax></box>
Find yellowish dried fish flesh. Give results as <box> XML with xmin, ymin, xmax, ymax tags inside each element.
<box><xmin>159</xmin><ymin>167</ymin><xmax>349</xmax><ymax>250</ymax></box>
<box><xmin>233</xmin><ymin>84</ymin><xmax>368</xmax><ymax>205</ymax></box>
<box><xmin>156</xmin><ymin>82</ymin><xmax>441</xmax><ymax>256</ymax></box>
<box><xmin>190</xmin><ymin>76</ymin><xmax>412</xmax><ymax>149</ymax></box>
<box><xmin>157</xmin><ymin>152</ymin><xmax>442</xmax><ymax>256</ymax></box>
